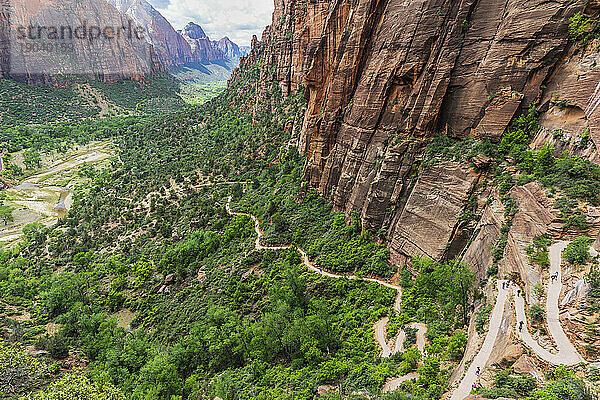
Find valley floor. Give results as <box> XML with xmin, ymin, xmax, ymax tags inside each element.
<box><xmin>0</xmin><ymin>141</ymin><xmax>113</xmax><ymax>246</ymax></box>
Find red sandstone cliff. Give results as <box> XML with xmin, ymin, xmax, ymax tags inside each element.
<box><xmin>108</xmin><ymin>0</ymin><xmax>194</xmax><ymax>68</ymax></box>
<box><xmin>235</xmin><ymin>0</ymin><xmax>600</xmax><ymax>266</ymax></box>
<box><xmin>1</xmin><ymin>0</ymin><xmax>160</xmax><ymax>81</ymax></box>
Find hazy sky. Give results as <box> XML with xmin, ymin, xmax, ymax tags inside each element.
<box><xmin>147</xmin><ymin>0</ymin><xmax>274</xmax><ymax>46</ymax></box>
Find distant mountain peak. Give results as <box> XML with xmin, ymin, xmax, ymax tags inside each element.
<box><xmin>184</xmin><ymin>22</ymin><xmax>207</xmax><ymax>40</ymax></box>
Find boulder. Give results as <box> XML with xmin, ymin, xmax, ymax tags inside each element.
<box><xmin>164</xmin><ymin>274</ymin><xmax>175</xmax><ymax>286</ymax></box>
<box><xmin>513</xmin><ymin>355</ymin><xmax>545</xmax><ymax>382</ymax></box>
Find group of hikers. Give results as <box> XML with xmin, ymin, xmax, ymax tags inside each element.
<box><xmin>500</xmin><ymin>272</ymin><xmax>558</xmax><ymax>334</ymax></box>
<box><xmin>473</xmin><ymin>271</ymin><xmax>559</xmax><ymax>388</ymax></box>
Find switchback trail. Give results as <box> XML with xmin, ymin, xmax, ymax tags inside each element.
<box><xmin>513</xmin><ymin>241</ymin><xmax>584</xmax><ymax>366</ymax></box>
<box><xmin>450</xmin><ymin>280</ymin><xmax>509</xmax><ymax>400</ymax></box>
<box><xmin>451</xmin><ymin>241</ymin><xmax>587</xmax><ymax>399</ymax></box>
<box><xmin>225</xmin><ymin>196</ymin><xmax>427</xmax><ymax>390</ymax></box>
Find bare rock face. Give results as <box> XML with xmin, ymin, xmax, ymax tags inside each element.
<box><xmin>536</xmin><ymin>36</ymin><xmax>600</xmax><ymax>163</ymax></box>
<box><xmin>463</xmin><ymin>194</ymin><xmax>505</xmax><ymax>279</ymax></box>
<box><xmin>0</xmin><ymin>1</ymin><xmax>8</xmax><ymax>78</ymax></box>
<box><xmin>214</xmin><ymin>37</ymin><xmax>243</xmax><ymax>59</ymax></box>
<box><xmin>5</xmin><ymin>0</ymin><xmax>158</xmax><ymax>81</ymax></box>
<box><xmin>108</xmin><ymin>0</ymin><xmax>193</xmax><ymax>68</ymax></box>
<box><xmin>107</xmin><ymin>2</ymin><xmax>228</xmax><ymax>68</ymax></box>
<box><xmin>235</xmin><ymin>0</ymin><xmax>591</xmax><ymax>262</ymax></box>
<box><xmin>388</xmin><ymin>161</ymin><xmax>481</xmax><ymax>263</ymax></box>
<box><xmin>183</xmin><ymin>22</ymin><xmax>207</xmax><ymax>40</ymax></box>
<box><xmin>489</xmin><ymin>296</ymin><xmax>520</xmax><ymax>366</ymax></box>
<box><xmin>181</xmin><ymin>22</ymin><xmax>227</xmax><ymax>64</ymax></box>
<box><xmin>513</xmin><ymin>355</ymin><xmax>544</xmax><ymax>382</ymax></box>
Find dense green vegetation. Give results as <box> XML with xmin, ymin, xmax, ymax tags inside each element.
<box><xmin>563</xmin><ymin>236</ymin><xmax>592</xmax><ymax>265</ymax></box>
<box><xmin>0</xmin><ymin>343</ymin><xmax>51</xmax><ymax>397</ymax></box>
<box><xmin>476</xmin><ymin>368</ymin><xmax>537</xmax><ymax>399</ymax></box>
<box><xmin>89</xmin><ymin>76</ymin><xmax>184</xmax><ymax>114</ymax></box>
<box><xmin>0</xmin><ymin>34</ymin><xmax>599</xmax><ymax>400</ymax></box>
<box><xmin>428</xmin><ymin>103</ymin><xmax>600</xmax><ymax>241</ymax></box>
<box><xmin>0</xmin><ymin>61</ymin><xmax>412</xmax><ymax>400</ymax></box>
<box><xmin>0</xmin><ymin>75</ymin><xmax>183</xmax><ymax>126</ymax></box>
<box><xmin>0</xmin><ymin>79</ymin><xmax>99</xmax><ymax>126</ymax></box>
<box><xmin>479</xmin><ymin>366</ymin><xmax>596</xmax><ymax>400</ymax></box>
<box><xmin>569</xmin><ymin>12</ymin><xmax>600</xmax><ymax>44</ymax></box>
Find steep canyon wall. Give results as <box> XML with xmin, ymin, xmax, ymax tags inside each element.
<box><xmin>237</xmin><ymin>0</ymin><xmax>600</xmax><ymax>268</ymax></box>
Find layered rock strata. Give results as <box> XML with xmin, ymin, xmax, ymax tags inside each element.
<box><xmin>237</xmin><ymin>0</ymin><xmax>599</xmax><ymax>268</ymax></box>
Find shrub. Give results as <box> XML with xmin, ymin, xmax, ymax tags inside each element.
<box><xmin>446</xmin><ymin>331</ymin><xmax>467</xmax><ymax>360</ymax></box>
<box><xmin>586</xmin><ymin>263</ymin><xmax>600</xmax><ymax>297</ymax></box>
<box><xmin>478</xmin><ymin>368</ymin><xmax>537</xmax><ymax>398</ymax></box>
<box><xmin>529</xmin><ymin>304</ymin><xmax>545</xmax><ymax>323</ymax></box>
<box><xmin>525</xmin><ymin>235</ymin><xmax>551</xmax><ymax>268</ymax></box>
<box><xmin>42</xmin><ymin>334</ymin><xmax>69</xmax><ymax>360</ymax></box>
<box><xmin>24</xmin><ymin>374</ymin><xmax>125</xmax><ymax>400</ymax></box>
<box><xmin>569</xmin><ymin>12</ymin><xmax>594</xmax><ymax>41</ymax></box>
<box><xmin>563</xmin><ymin>236</ymin><xmax>592</xmax><ymax>265</ymax></box>
<box><xmin>475</xmin><ymin>303</ymin><xmax>493</xmax><ymax>334</ymax></box>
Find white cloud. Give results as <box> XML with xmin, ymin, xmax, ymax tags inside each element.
<box><xmin>147</xmin><ymin>0</ymin><xmax>273</xmax><ymax>46</ymax></box>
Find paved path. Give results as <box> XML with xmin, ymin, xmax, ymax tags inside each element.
<box><xmin>227</xmin><ymin>196</ymin><xmax>589</xmax><ymax>398</ymax></box>
<box><xmin>450</xmin><ymin>240</ymin><xmax>590</xmax><ymax>399</ymax></box>
<box><xmin>382</xmin><ymin>322</ymin><xmax>428</xmax><ymax>392</ymax></box>
<box><xmin>375</xmin><ymin>317</ymin><xmax>393</xmax><ymax>358</ymax></box>
<box><xmin>513</xmin><ymin>241</ymin><xmax>584</xmax><ymax>366</ymax></box>
<box><xmin>382</xmin><ymin>372</ymin><xmax>419</xmax><ymax>392</ymax></box>
<box><xmin>450</xmin><ymin>280</ymin><xmax>509</xmax><ymax>400</ymax></box>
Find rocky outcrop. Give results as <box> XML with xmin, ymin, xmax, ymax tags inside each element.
<box><xmin>0</xmin><ymin>0</ymin><xmax>8</xmax><ymax>78</ymax></box>
<box><xmin>235</xmin><ymin>0</ymin><xmax>594</xmax><ymax>262</ymax></box>
<box><xmin>512</xmin><ymin>355</ymin><xmax>544</xmax><ymax>382</ymax></box>
<box><xmin>181</xmin><ymin>22</ymin><xmax>227</xmax><ymax>64</ymax></box>
<box><xmin>463</xmin><ymin>193</ymin><xmax>505</xmax><ymax>279</ymax></box>
<box><xmin>496</xmin><ymin>182</ymin><xmax>560</xmax><ymax>300</ymax></box>
<box><xmin>214</xmin><ymin>37</ymin><xmax>244</xmax><ymax>59</ymax></box>
<box><xmin>108</xmin><ymin>0</ymin><xmax>194</xmax><ymax>68</ymax></box>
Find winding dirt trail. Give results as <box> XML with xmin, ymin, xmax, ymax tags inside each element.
<box><xmin>225</xmin><ymin>196</ymin><xmax>427</xmax><ymax>388</ymax></box>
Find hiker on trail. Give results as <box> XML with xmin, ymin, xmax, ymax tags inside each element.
<box><xmin>551</xmin><ymin>273</ymin><xmax>558</xmax><ymax>282</ymax></box>
<box><xmin>519</xmin><ymin>321</ymin><xmax>524</xmax><ymax>332</ymax></box>
<box><xmin>476</xmin><ymin>367</ymin><xmax>480</xmax><ymax>375</ymax></box>
<box><xmin>517</xmin><ymin>289</ymin><xmax>521</xmax><ymax>297</ymax></box>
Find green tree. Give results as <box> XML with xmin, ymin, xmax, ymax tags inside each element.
<box><xmin>444</xmin><ymin>260</ymin><xmax>476</xmax><ymax>326</ymax></box>
<box><xmin>23</xmin><ymin>150</ymin><xmax>41</xmax><ymax>170</ymax></box>
<box><xmin>23</xmin><ymin>374</ymin><xmax>125</xmax><ymax>400</ymax></box>
<box><xmin>447</xmin><ymin>331</ymin><xmax>467</xmax><ymax>360</ymax></box>
<box><xmin>0</xmin><ymin>204</ymin><xmax>14</xmax><ymax>225</ymax></box>
<box><xmin>563</xmin><ymin>237</ymin><xmax>591</xmax><ymax>265</ymax></box>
